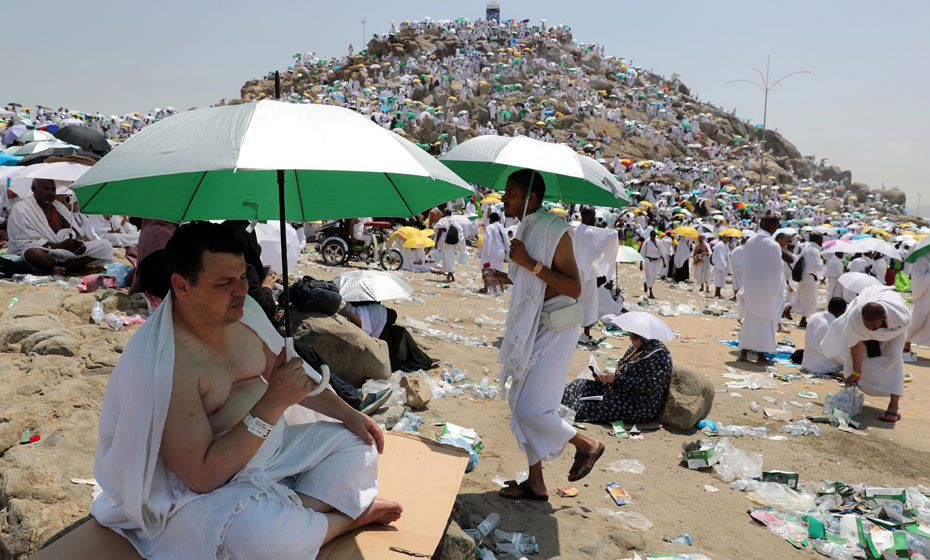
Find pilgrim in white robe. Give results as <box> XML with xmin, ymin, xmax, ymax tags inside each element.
<box><xmin>597</xmin><ymin>285</ymin><xmax>624</xmax><ymax>319</ymax></box>
<box><xmin>737</xmin><ymin>230</ymin><xmax>784</xmax><ymax>354</ymax></box>
<box><xmin>574</xmin><ymin>223</ymin><xmax>620</xmax><ymax>327</ymax></box>
<box><xmin>498</xmin><ymin>210</ymin><xmax>579</xmax><ymax>465</ymax></box>
<box><xmin>639</xmin><ymin>235</ymin><xmax>665</xmax><ymax>288</ymax></box>
<box><xmin>435</xmin><ymin>216</ymin><xmax>464</xmax><ymax>275</ymax></box>
<box><xmin>673</xmin><ymin>238</ymin><xmax>691</xmax><ymax>281</ymax></box>
<box><xmin>801</xmin><ymin>311</ymin><xmax>843</xmax><ymax>374</ymax></box>
<box><xmin>907</xmin><ymin>254</ymin><xmax>930</xmax><ymax>346</ymax></box>
<box><xmin>692</xmin><ymin>241</ymin><xmax>711</xmax><ymax>286</ymax></box>
<box><xmin>730</xmin><ymin>244</ymin><xmax>745</xmax><ymax>293</ymax></box>
<box><xmin>824</xmin><ymin>253</ymin><xmax>845</xmax><ymax>300</ymax></box>
<box><xmin>711</xmin><ymin>241</ymin><xmax>730</xmax><ymax>288</ymax></box>
<box><xmin>794</xmin><ymin>242</ymin><xmax>824</xmax><ymax>318</ymax></box>
<box><xmin>481</xmin><ymin>221</ymin><xmax>510</xmax><ymax>272</ymax></box>
<box><xmin>91</xmin><ymin>295</ymin><xmax>378</xmax><ymax>560</ymax></box>
<box><xmin>821</xmin><ymin>285</ymin><xmax>911</xmax><ymax>397</ymax></box>
<box><xmin>7</xmin><ymin>195</ymin><xmax>113</xmax><ymax>265</ymax></box>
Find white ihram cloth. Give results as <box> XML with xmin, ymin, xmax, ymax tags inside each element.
<box><xmin>575</xmin><ymin>223</ymin><xmax>620</xmax><ymax>326</ymax></box>
<box><xmin>6</xmin><ymin>196</ymin><xmax>113</xmax><ymax>263</ymax></box>
<box><xmin>730</xmin><ymin>244</ymin><xmax>745</xmax><ymax>293</ymax></box>
<box><xmin>639</xmin><ymin>237</ymin><xmax>665</xmax><ymax>288</ymax></box>
<box><xmin>597</xmin><ymin>285</ymin><xmax>624</xmax><ymax>319</ymax></box>
<box><xmin>711</xmin><ymin>241</ymin><xmax>730</xmax><ymax>288</ymax></box>
<box><xmin>436</xmin><ymin>216</ymin><xmax>464</xmax><ymax>274</ymax></box>
<box><xmin>673</xmin><ymin>238</ymin><xmax>691</xmax><ymax>269</ymax></box>
<box><xmin>481</xmin><ymin>221</ymin><xmax>510</xmax><ymax>272</ymax></box>
<box><xmin>801</xmin><ymin>311</ymin><xmax>843</xmax><ymax>374</ymax></box>
<box><xmin>821</xmin><ymin>285</ymin><xmax>911</xmax><ymax>397</ymax></box>
<box><xmin>91</xmin><ymin>295</ymin><xmax>378</xmax><ymax>560</ymax></box>
<box><xmin>738</xmin><ymin>230</ymin><xmax>784</xmax><ymax>354</ymax></box>
<box><xmin>824</xmin><ymin>253</ymin><xmax>845</xmax><ymax>300</ymax></box>
<box><xmin>794</xmin><ymin>243</ymin><xmax>824</xmax><ymax>317</ymax></box>
<box><xmin>497</xmin><ymin>210</ymin><xmax>578</xmax><ymax>465</ymax></box>
<box><xmin>907</xmin><ymin>255</ymin><xmax>930</xmax><ymax>345</ymax></box>
<box><xmin>693</xmin><ymin>241</ymin><xmax>711</xmax><ymax>285</ymax></box>
<box><xmin>345</xmin><ymin>302</ymin><xmax>388</xmax><ymax>338</ymax></box>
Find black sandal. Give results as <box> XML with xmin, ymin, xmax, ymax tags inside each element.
<box><xmin>568</xmin><ymin>442</ymin><xmax>605</xmax><ymax>482</ymax></box>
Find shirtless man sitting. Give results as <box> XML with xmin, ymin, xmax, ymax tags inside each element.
<box><xmin>91</xmin><ymin>221</ymin><xmax>401</xmax><ymax>559</ymax></box>
<box><xmin>6</xmin><ymin>178</ymin><xmax>113</xmax><ymax>274</ymax></box>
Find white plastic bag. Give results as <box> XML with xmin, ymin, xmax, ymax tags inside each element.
<box><xmin>710</xmin><ymin>438</ymin><xmax>762</xmax><ymax>482</ymax></box>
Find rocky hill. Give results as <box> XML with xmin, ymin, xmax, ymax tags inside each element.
<box><xmin>232</xmin><ymin>21</ymin><xmax>906</xmax><ymax>211</ymax></box>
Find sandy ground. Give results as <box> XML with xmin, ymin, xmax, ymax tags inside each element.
<box><xmin>299</xmin><ymin>242</ymin><xmax>930</xmax><ymax>560</ymax></box>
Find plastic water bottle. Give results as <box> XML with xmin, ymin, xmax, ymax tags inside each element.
<box><xmin>482</xmin><ymin>263</ymin><xmax>503</xmax><ymax>296</ymax></box>
<box><xmin>477</xmin><ymin>512</ymin><xmax>501</xmax><ymax>536</ymax></box>
<box><xmin>762</xmin><ymin>395</ymin><xmax>777</xmax><ymax>404</ymax></box>
<box><xmin>749</xmin><ymin>400</ymin><xmax>759</xmax><ymax>412</ymax></box>
<box><xmin>90</xmin><ymin>301</ymin><xmax>105</xmax><ymax>323</ymax></box>
<box><xmin>495</xmin><ymin>542</ymin><xmax>538</xmax><ymax>556</ymax></box>
<box><xmin>104</xmin><ymin>313</ymin><xmax>123</xmax><ymax>330</ymax></box>
<box><xmin>453</xmin><ymin>369</ymin><xmax>467</xmax><ymax>382</ymax></box>
<box><xmin>730</xmin><ymin>479</ymin><xmax>760</xmax><ymax>492</ymax></box>
<box><xmin>494</xmin><ymin>530</ymin><xmax>536</xmax><ymax>545</ymax></box>
<box><xmin>442</xmin><ymin>369</ymin><xmax>454</xmax><ymax>383</ymax></box>
<box><xmin>670</xmin><ymin>533</ymin><xmax>693</xmax><ymax>546</ymax></box>
<box><xmin>813</xmin><ymin>540</ymin><xmax>854</xmax><ymax>560</ymax></box>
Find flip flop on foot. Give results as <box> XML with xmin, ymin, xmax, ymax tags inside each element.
<box><xmin>879</xmin><ymin>411</ymin><xmax>901</xmax><ymax>423</ymax></box>
<box><xmin>499</xmin><ymin>480</ymin><xmax>548</xmax><ymax>501</ymax></box>
<box><xmin>568</xmin><ymin>442</ymin><xmax>605</xmax><ymax>482</ymax></box>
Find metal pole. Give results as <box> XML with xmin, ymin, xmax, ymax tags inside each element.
<box><xmin>274</xmin><ymin>72</ymin><xmax>293</xmax><ymax>336</ymax></box>
<box><xmin>362</xmin><ymin>19</ymin><xmax>366</xmax><ymax>47</ymax></box>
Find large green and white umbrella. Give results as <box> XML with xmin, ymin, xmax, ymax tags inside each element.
<box><xmin>70</xmin><ymin>99</ymin><xmax>473</xmax><ymax>367</ymax></box>
<box><xmin>439</xmin><ymin>135</ymin><xmax>631</xmax><ymax>208</ymax></box>
<box><xmin>71</xmin><ymin>100</ymin><xmax>473</xmax><ymax>222</ymax></box>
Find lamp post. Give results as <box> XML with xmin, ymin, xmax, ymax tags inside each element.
<box><xmin>726</xmin><ymin>56</ymin><xmax>810</xmax><ymax>185</ymax></box>
<box><xmin>361</xmin><ymin>19</ymin><xmax>366</xmax><ymax>47</ymax></box>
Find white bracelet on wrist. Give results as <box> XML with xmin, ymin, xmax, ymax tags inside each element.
<box><xmin>243</xmin><ymin>412</ymin><xmax>274</xmax><ymax>439</ymax></box>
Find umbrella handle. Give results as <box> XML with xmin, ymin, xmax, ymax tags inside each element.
<box><xmin>285</xmin><ymin>337</ymin><xmax>330</xmax><ymax>397</ymax></box>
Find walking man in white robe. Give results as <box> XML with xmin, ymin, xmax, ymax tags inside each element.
<box><xmin>730</xmin><ymin>237</ymin><xmax>747</xmax><ymax>302</ymax></box>
<box><xmin>6</xmin><ymin>178</ymin><xmax>113</xmax><ymax>274</ymax></box>
<box><xmin>711</xmin><ymin>235</ymin><xmax>731</xmax><ymax>298</ymax></box>
<box><xmin>639</xmin><ymin>227</ymin><xmax>665</xmax><ymax>299</ymax></box>
<box><xmin>824</xmin><ymin>251</ymin><xmax>845</xmax><ymax>300</ymax></box>
<box><xmin>91</xmin><ymin>222</ymin><xmax>401</xmax><ymax>559</ymax></box>
<box><xmin>491</xmin><ymin>169</ymin><xmax>604</xmax><ymax>500</ymax></box>
<box><xmin>692</xmin><ymin>235</ymin><xmax>711</xmax><ymax>293</ymax></box>
<box><xmin>738</xmin><ymin>216</ymin><xmax>784</xmax><ymax>365</ymax></box>
<box><xmin>433</xmin><ymin>209</ymin><xmax>464</xmax><ymax>282</ymax></box>
<box><xmin>801</xmin><ymin>297</ymin><xmax>846</xmax><ymax>375</ymax></box>
<box><xmin>822</xmin><ymin>285</ymin><xmax>911</xmax><ymax>423</ymax></box>
<box><xmin>479</xmin><ymin>212</ymin><xmax>510</xmax><ymax>278</ymax></box>
<box><xmin>903</xmin><ymin>252</ymin><xmax>930</xmax><ymax>362</ymax></box>
<box><xmin>794</xmin><ymin>234</ymin><xmax>824</xmax><ymax>328</ymax></box>
<box><xmin>575</xmin><ymin>208</ymin><xmax>620</xmax><ymax>345</ymax></box>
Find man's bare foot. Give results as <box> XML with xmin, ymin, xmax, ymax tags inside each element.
<box><xmin>354</xmin><ymin>498</ymin><xmax>403</xmax><ymax>528</ymax></box>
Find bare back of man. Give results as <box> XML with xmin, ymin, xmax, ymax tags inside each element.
<box><xmin>160</xmin><ymin>250</ymin><xmax>400</xmax><ymax>546</ymax></box>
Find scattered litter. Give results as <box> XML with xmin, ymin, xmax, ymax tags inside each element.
<box><xmin>606</xmin><ymin>482</ymin><xmax>634</xmax><ymax>505</ymax></box>
<box><xmin>607</xmin><ymin>459</ymin><xmax>646</xmax><ymax>474</ymax></box>
<box><xmin>704</xmin><ymin>485</ymin><xmax>719</xmax><ymax>493</ymax></box>
<box><xmin>557</xmin><ymin>487</ymin><xmax>579</xmax><ymax>497</ymax></box>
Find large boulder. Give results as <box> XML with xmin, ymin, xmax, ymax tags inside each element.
<box><xmin>291</xmin><ymin>311</ymin><xmax>391</xmax><ymax>386</ymax></box>
<box><xmin>435</xmin><ymin>519</ymin><xmax>476</xmax><ymax>560</ymax></box>
<box><xmin>659</xmin><ymin>364</ymin><xmax>714</xmax><ymax>430</ymax></box>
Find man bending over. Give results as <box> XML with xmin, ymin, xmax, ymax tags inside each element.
<box><xmin>91</xmin><ymin>221</ymin><xmax>401</xmax><ymax>559</ymax></box>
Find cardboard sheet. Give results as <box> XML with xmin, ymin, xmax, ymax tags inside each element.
<box><xmin>30</xmin><ymin>432</ymin><xmax>468</xmax><ymax>560</ymax></box>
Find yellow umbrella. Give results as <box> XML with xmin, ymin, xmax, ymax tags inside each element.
<box><xmin>673</xmin><ymin>213</ymin><xmax>687</xmax><ymax>219</ymax></box>
<box><xmin>388</xmin><ymin>226</ymin><xmax>420</xmax><ymax>244</ymax></box>
<box><xmin>403</xmin><ymin>236</ymin><xmax>435</xmax><ymax>249</ymax></box>
<box><xmin>480</xmin><ymin>194</ymin><xmax>501</xmax><ymax>204</ymax></box>
<box><xmin>673</xmin><ymin>226</ymin><xmax>699</xmax><ymax>239</ymax></box>
<box><xmin>638</xmin><ymin>201</ymin><xmax>654</xmax><ymax>207</ymax></box>
<box><xmin>549</xmin><ymin>207</ymin><xmax>568</xmax><ymax>215</ymax></box>
<box><xmin>416</xmin><ymin>229</ymin><xmax>434</xmax><ymax>237</ymax></box>
<box><xmin>718</xmin><ymin>228</ymin><xmax>744</xmax><ymax>237</ymax></box>
<box><xmin>477</xmin><ymin>235</ymin><xmax>484</xmax><ymax>248</ymax></box>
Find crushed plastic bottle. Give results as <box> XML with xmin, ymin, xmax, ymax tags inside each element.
<box><xmin>730</xmin><ymin>479</ymin><xmax>761</xmax><ymax>492</ymax></box>
<box><xmin>90</xmin><ymin>301</ymin><xmax>105</xmax><ymax>323</ymax></box>
<box><xmin>493</xmin><ymin>530</ymin><xmax>536</xmax><ymax>545</ymax></box>
<box><xmin>495</xmin><ymin>542</ymin><xmax>538</xmax><ymax>556</ymax></box>
<box><xmin>762</xmin><ymin>396</ymin><xmax>777</xmax><ymax>404</ymax></box>
<box><xmin>813</xmin><ymin>540</ymin><xmax>854</xmax><ymax>560</ymax></box>
<box><xmin>779</xmin><ymin>419</ymin><xmax>821</xmax><ymax>436</ymax></box>
<box><xmin>453</xmin><ymin>369</ymin><xmax>468</xmax><ymax>382</ymax></box>
<box><xmin>104</xmin><ymin>313</ymin><xmax>124</xmax><ymax>330</ymax></box>
<box><xmin>749</xmin><ymin>400</ymin><xmax>759</xmax><ymax>412</ymax></box>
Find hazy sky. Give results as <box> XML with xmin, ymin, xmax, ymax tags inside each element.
<box><xmin>8</xmin><ymin>1</ymin><xmax>929</xmax><ymax>215</ymax></box>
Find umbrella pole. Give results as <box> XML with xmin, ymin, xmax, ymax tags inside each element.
<box><xmin>277</xmin><ymin>169</ymin><xmax>292</xmax><ymax>337</ymax></box>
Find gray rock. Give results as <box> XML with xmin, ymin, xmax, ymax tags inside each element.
<box><xmin>0</xmin><ymin>317</ymin><xmax>62</xmax><ymax>351</ymax></box>
<box><xmin>435</xmin><ymin>519</ymin><xmax>476</xmax><ymax>560</ymax></box>
<box><xmin>374</xmin><ymin>406</ymin><xmax>405</xmax><ymax>430</ymax></box>
<box><xmin>20</xmin><ymin>329</ymin><xmax>81</xmax><ymax>357</ymax></box>
<box><xmin>400</xmin><ymin>372</ymin><xmax>432</xmax><ymax>409</ymax></box>
<box><xmin>291</xmin><ymin>310</ymin><xmax>391</xmax><ymax>387</ymax></box>
<box><xmin>606</xmin><ymin>529</ymin><xmax>645</xmax><ymax>551</ymax></box>
<box><xmin>659</xmin><ymin>364</ymin><xmax>715</xmax><ymax>430</ymax></box>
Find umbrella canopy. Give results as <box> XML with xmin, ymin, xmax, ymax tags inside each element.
<box><xmin>71</xmin><ymin>101</ymin><xmax>473</xmax><ymax>222</ymax></box>
<box><xmin>403</xmin><ymin>236</ymin><xmax>435</xmax><ymax>248</ymax></box>
<box><xmin>616</xmin><ymin>245</ymin><xmax>645</xmax><ymax>263</ymax></box>
<box><xmin>904</xmin><ymin>236</ymin><xmax>930</xmax><ymax>264</ymax></box>
<box><xmin>1</xmin><ymin>124</ymin><xmax>27</xmax><ymax>146</ymax></box>
<box><xmin>838</xmin><ymin>272</ymin><xmax>881</xmax><ymax>295</ymax></box>
<box><xmin>853</xmin><ymin>237</ymin><xmax>900</xmax><ymax>259</ymax></box>
<box><xmin>822</xmin><ymin>239</ymin><xmax>859</xmax><ymax>255</ymax></box>
<box><xmin>607</xmin><ymin>311</ymin><xmax>673</xmax><ymax>341</ymax></box>
<box><xmin>4</xmin><ymin>139</ymin><xmax>78</xmax><ymax>156</ymax></box>
<box><xmin>673</xmin><ymin>226</ymin><xmax>699</xmax><ymax>239</ymax></box>
<box><xmin>17</xmin><ymin>129</ymin><xmax>56</xmax><ymax>143</ymax></box>
<box><xmin>255</xmin><ymin>220</ymin><xmax>300</xmax><ymax>274</ymax></box>
<box><xmin>439</xmin><ymin>135</ymin><xmax>630</xmax><ymax>208</ymax></box>
<box><xmin>333</xmin><ymin>270</ymin><xmax>413</xmax><ymax>303</ymax></box>
<box><xmin>717</xmin><ymin>228</ymin><xmax>743</xmax><ymax>237</ymax></box>
<box><xmin>54</xmin><ymin>125</ymin><xmax>111</xmax><ymax>154</ymax></box>
<box><xmin>24</xmin><ymin>161</ymin><xmax>91</xmax><ymax>182</ymax></box>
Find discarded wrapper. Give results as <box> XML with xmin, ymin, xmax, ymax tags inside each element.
<box><xmin>606</xmin><ymin>482</ymin><xmax>634</xmax><ymax>505</ymax></box>
<box><xmin>557</xmin><ymin>487</ymin><xmax>579</xmax><ymax>498</ymax></box>
<box><xmin>611</xmin><ymin>421</ymin><xmax>629</xmax><ymax>439</ymax></box>
<box><xmin>761</xmin><ymin>470</ymin><xmax>799</xmax><ymax>489</ymax></box>
<box><xmin>19</xmin><ymin>428</ymin><xmax>40</xmax><ymax>444</ymax></box>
